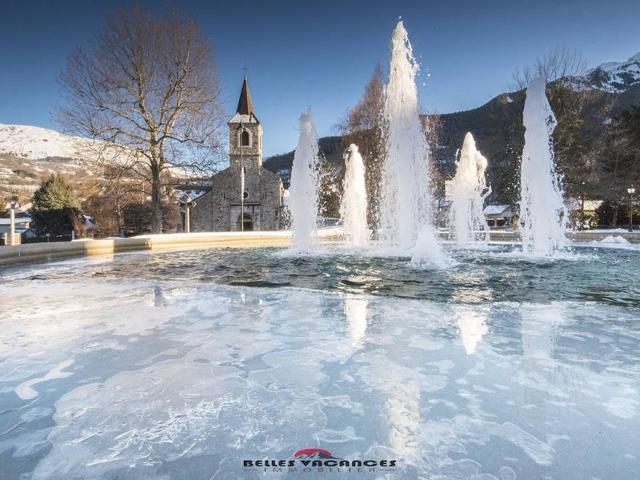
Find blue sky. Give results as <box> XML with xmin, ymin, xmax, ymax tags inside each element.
<box><xmin>0</xmin><ymin>0</ymin><xmax>639</xmax><ymax>156</ymax></box>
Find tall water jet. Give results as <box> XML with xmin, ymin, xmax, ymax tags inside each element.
<box><xmin>378</xmin><ymin>21</ymin><xmax>444</xmax><ymax>265</ymax></box>
<box><xmin>379</xmin><ymin>21</ymin><xmax>430</xmax><ymax>245</ymax></box>
<box><xmin>519</xmin><ymin>77</ymin><xmax>568</xmax><ymax>256</ymax></box>
<box><xmin>340</xmin><ymin>144</ymin><xmax>369</xmax><ymax>247</ymax></box>
<box><xmin>289</xmin><ymin>109</ymin><xmax>319</xmax><ymax>250</ymax></box>
<box><xmin>449</xmin><ymin>132</ymin><xmax>491</xmax><ymax>245</ymax></box>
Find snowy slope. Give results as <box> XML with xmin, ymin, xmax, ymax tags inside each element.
<box><xmin>0</xmin><ymin>124</ymin><xmax>196</xmax><ymax>200</ymax></box>
<box><xmin>570</xmin><ymin>52</ymin><xmax>640</xmax><ymax>93</ymax></box>
<box><xmin>0</xmin><ymin>124</ymin><xmax>101</xmax><ymax>160</ymax></box>
<box><xmin>0</xmin><ymin>124</ymin><xmax>107</xmax><ymax>199</ymax></box>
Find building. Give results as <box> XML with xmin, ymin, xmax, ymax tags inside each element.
<box><xmin>483</xmin><ymin>204</ymin><xmax>514</xmax><ymax>229</ymax></box>
<box><xmin>0</xmin><ymin>215</ymin><xmax>31</xmax><ymax>245</ymax></box>
<box><xmin>191</xmin><ymin>77</ymin><xmax>284</xmax><ymax>232</ymax></box>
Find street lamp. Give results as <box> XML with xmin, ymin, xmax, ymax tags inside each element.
<box><xmin>627</xmin><ymin>187</ymin><xmax>636</xmax><ymax>232</ymax></box>
<box><xmin>4</xmin><ymin>200</ymin><xmax>20</xmax><ymax>246</ymax></box>
<box><xmin>179</xmin><ymin>194</ymin><xmax>196</xmax><ymax>233</ymax></box>
<box><xmin>237</xmin><ymin>124</ymin><xmax>247</xmax><ymax>232</ymax></box>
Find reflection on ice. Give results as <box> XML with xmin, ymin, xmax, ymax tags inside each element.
<box><xmin>386</xmin><ymin>381</ymin><xmax>421</xmax><ymax>463</ymax></box>
<box><xmin>455</xmin><ymin>305</ymin><xmax>489</xmax><ymax>354</ymax></box>
<box><xmin>344</xmin><ymin>296</ymin><xmax>368</xmax><ymax>346</ymax></box>
<box><xmin>0</xmin><ymin>263</ymin><xmax>639</xmax><ymax>479</ymax></box>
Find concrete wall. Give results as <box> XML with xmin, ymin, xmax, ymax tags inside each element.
<box><xmin>486</xmin><ymin>231</ymin><xmax>640</xmax><ymax>243</ymax></box>
<box><xmin>0</xmin><ymin>229</ymin><xmax>342</xmax><ymax>268</ymax></box>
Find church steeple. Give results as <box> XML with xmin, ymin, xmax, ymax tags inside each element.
<box><xmin>235</xmin><ymin>76</ymin><xmax>259</xmax><ymax>122</ymax></box>
<box><xmin>228</xmin><ymin>74</ymin><xmax>263</xmax><ymax>168</ymax></box>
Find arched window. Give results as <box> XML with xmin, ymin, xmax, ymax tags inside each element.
<box><xmin>241</xmin><ymin>130</ymin><xmax>250</xmax><ymax>146</ymax></box>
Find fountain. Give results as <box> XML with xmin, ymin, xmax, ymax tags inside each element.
<box><xmin>378</xmin><ymin>21</ymin><xmax>442</xmax><ymax>260</ymax></box>
<box><xmin>289</xmin><ymin>109</ymin><xmax>320</xmax><ymax>250</ymax></box>
<box><xmin>449</xmin><ymin>132</ymin><xmax>491</xmax><ymax>246</ymax></box>
<box><xmin>340</xmin><ymin>144</ymin><xmax>369</xmax><ymax>247</ymax></box>
<box><xmin>519</xmin><ymin>77</ymin><xmax>568</xmax><ymax>256</ymax></box>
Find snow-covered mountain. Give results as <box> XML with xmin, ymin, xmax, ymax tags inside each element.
<box><xmin>0</xmin><ymin>124</ymin><xmax>104</xmax><ymax>200</ymax></box>
<box><xmin>0</xmin><ymin>124</ymin><xmax>198</xmax><ymax>202</ymax></box>
<box><xmin>571</xmin><ymin>52</ymin><xmax>640</xmax><ymax>93</ymax></box>
<box><xmin>0</xmin><ymin>124</ymin><xmax>103</xmax><ymax>161</ymax></box>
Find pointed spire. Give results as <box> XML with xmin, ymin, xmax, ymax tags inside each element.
<box><xmin>236</xmin><ymin>76</ymin><xmax>256</xmax><ymax>117</ymax></box>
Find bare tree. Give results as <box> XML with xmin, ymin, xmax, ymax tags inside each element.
<box><xmin>58</xmin><ymin>6</ymin><xmax>224</xmax><ymax>232</ymax></box>
<box><xmin>512</xmin><ymin>47</ymin><xmax>587</xmax><ymax>88</ymax></box>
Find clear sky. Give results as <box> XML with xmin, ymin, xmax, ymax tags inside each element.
<box><xmin>0</xmin><ymin>0</ymin><xmax>639</xmax><ymax>157</ymax></box>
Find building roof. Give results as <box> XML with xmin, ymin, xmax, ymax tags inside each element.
<box><xmin>0</xmin><ymin>216</ymin><xmax>31</xmax><ymax>225</ymax></box>
<box><xmin>583</xmin><ymin>200</ymin><xmax>603</xmax><ymax>211</ymax></box>
<box><xmin>483</xmin><ymin>204</ymin><xmax>511</xmax><ymax>215</ymax></box>
<box><xmin>230</xmin><ymin>76</ymin><xmax>259</xmax><ymax>124</ymax></box>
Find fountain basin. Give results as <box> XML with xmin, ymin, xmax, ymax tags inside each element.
<box><xmin>1</xmin><ymin>244</ymin><xmax>639</xmax><ymax>479</ymax></box>
<box><xmin>0</xmin><ymin>229</ymin><xmax>343</xmax><ymax>267</ymax></box>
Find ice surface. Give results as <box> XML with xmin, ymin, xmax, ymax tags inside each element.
<box><xmin>1</xmin><ymin>253</ymin><xmax>639</xmax><ymax>479</ymax></box>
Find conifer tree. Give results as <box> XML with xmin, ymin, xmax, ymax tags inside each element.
<box><xmin>31</xmin><ymin>174</ymin><xmax>82</xmax><ymax>237</ymax></box>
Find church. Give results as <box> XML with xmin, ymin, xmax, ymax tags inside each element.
<box><xmin>191</xmin><ymin>77</ymin><xmax>284</xmax><ymax>232</ymax></box>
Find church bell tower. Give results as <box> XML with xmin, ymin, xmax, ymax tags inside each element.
<box><xmin>228</xmin><ymin>76</ymin><xmax>263</xmax><ymax>169</ymax></box>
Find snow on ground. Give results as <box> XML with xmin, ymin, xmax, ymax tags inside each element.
<box><xmin>598</xmin><ymin>235</ymin><xmax>631</xmax><ymax>244</ymax></box>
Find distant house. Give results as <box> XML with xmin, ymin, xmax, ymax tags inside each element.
<box><xmin>566</xmin><ymin>198</ymin><xmax>603</xmax><ymax>214</ymax></box>
<box><xmin>483</xmin><ymin>204</ymin><xmax>513</xmax><ymax>229</ymax></box>
<box><xmin>0</xmin><ymin>216</ymin><xmax>31</xmax><ymax>245</ymax></box>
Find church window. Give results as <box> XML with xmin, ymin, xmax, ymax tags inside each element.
<box><xmin>241</xmin><ymin>130</ymin><xmax>250</xmax><ymax>146</ymax></box>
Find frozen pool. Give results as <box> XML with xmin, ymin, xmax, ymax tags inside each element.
<box><xmin>0</xmin><ymin>245</ymin><xmax>639</xmax><ymax>479</ymax></box>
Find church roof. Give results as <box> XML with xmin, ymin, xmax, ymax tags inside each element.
<box><xmin>230</xmin><ymin>76</ymin><xmax>259</xmax><ymax>124</ymax></box>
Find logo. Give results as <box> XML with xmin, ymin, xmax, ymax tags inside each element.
<box><xmin>294</xmin><ymin>448</ymin><xmax>338</xmax><ymax>459</ymax></box>
<box><xmin>243</xmin><ymin>448</ymin><xmax>397</xmax><ymax>474</ymax></box>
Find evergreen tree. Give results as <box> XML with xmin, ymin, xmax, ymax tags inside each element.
<box><xmin>31</xmin><ymin>174</ymin><xmax>82</xmax><ymax>237</ymax></box>
<box><xmin>597</xmin><ymin>104</ymin><xmax>640</xmax><ymax>225</ymax></box>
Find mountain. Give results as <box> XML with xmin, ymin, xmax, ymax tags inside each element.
<box><xmin>264</xmin><ymin>53</ymin><xmax>640</xmax><ymax>205</ymax></box>
<box><xmin>263</xmin><ymin>136</ymin><xmax>344</xmax><ymax>187</ymax></box>
<box><xmin>0</xmin><ymin>124</ymin><xmax>191</xmax><ymax>205</ymax></box>
<box><xmin>0</xmin><ymin>124</ymin><xmax>103</xmax><ymax>202</ymax></box>
<box><xmin>571</xmin><ymin>52</ymin><xmax>640</xmax><ymax>93</ymax></box>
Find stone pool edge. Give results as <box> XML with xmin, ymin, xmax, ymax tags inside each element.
<box><xmin>0</xmin><ymin>229</ymin><xmax>343</xmax><ymax>268</ymax></box>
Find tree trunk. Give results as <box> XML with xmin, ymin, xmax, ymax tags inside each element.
<box><xmin>151</xmin><ymin>163</ymin><xmax>163</xmax><ymax>233</ymax></box>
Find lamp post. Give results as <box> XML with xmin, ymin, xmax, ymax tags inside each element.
<box><xmin>5</xmin><ymin>200</ymin><xmax>20</xmax><ymax>246</ymax></box>
<box><xmin>628</xmin><ymin>187</ymin><xmax>636</xmax><ymax>232</ymax></box>
<box><xmin>184</xmin><ymin>198</ymin><xmax>191</xmax><ymax>233</ymax></box>
<box><xmin>238</xmin><ymin>124</ymin><xmax>246</xmax><ymax>232</ymax></box>
<box><xmin>179</xmin><ymin>194</ymin><xmax>194</xmax><ymax>233</ymax></box>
